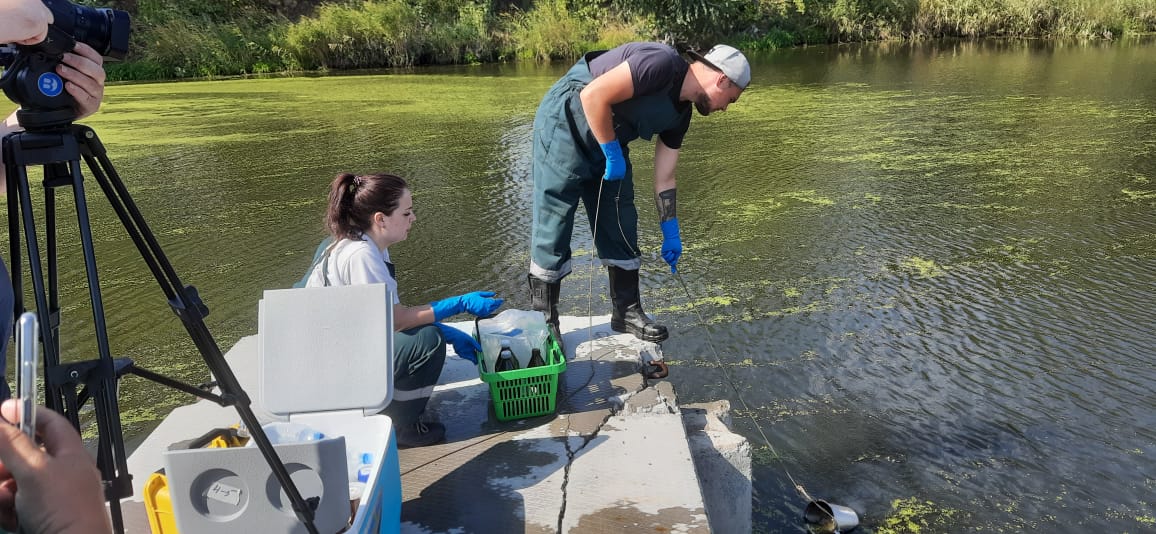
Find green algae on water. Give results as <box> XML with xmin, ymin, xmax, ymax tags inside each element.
<box><xmin>899</xmin><ymin>256</ymin><xmax>946</xmax><ymax>278</ymax></box>
<box><xmin>1122</xmin><ymin>188</ymin><xmax>1156</xmax><ymax>201</ymax></box>
<box><xmin>876</xmin><ymin>497</ymin><xmax>961</xmax><ymax>534</ymax></box>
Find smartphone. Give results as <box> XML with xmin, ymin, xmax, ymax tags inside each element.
<box><xmin>15</xmin><ymin>312</ymin><xmax>39</xmax><ymax>438</ymax></box>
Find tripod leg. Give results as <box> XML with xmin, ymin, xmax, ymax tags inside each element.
<box><xmin>42</xmin><ymin>167</ymin><xmax>72</xmax><ymax>422</ymax></box>
<box><xmin>5</xmin><ymin>140</ymin><xmax>23</xmax><ymax>347</ymax></box>
<box><xmin>14</xmin><ymin>162</ymin><xmax>67</xmax><ymax>414</ymax></box>
<box><xmin>45</xmin><ymin>166</ymin><xmax>63</xmax><ymax>379</ymax></box>
<box><xmin>7</xmin><ymin>130</ymin><xmax>132</xmax><ymax>533</ymax></box>
<box><xmin>61</xmin><ymin>159</ymin><xmax>128</xmax><ymax>532</ymax></box>
<box><xmin>76</xmin><ymin>127</ymin><xmax>320</xmax><ymax>534</ymax></box>
<box><xmin>7</xmin><ymin>126</ymin><xmax>320</xmax><ymax>534</ymax></box>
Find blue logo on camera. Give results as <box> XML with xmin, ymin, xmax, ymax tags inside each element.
<box><xmin>37</xmin><ymin>73</ymin><xmax>64</xmax><ymax>98</ymax></box>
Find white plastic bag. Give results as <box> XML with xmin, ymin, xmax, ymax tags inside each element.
<box><xmin>477</xmin><ymin>309</ymin><xmax>549</xmax><ymax>371</ymax></box>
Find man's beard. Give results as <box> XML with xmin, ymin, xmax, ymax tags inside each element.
<box><xmin>694</xmin><ymin>96</ymin><xmax>711</xmax><ymax>116</ymax></box>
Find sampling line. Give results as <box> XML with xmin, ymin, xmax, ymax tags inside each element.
<box><xmin>671</xmin><ymin>270</ymin><xmax>820</xmax><ymax>506</ymax></box>
<box><xmin>586</xmin><ymin>180</ymin><xmax>825</xmax><ymax>518</ymax></box>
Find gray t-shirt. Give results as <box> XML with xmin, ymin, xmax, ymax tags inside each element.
<box><xmin>588</xmin><ymin>42</ymin><xmax>692</xmax><ymax>149</ymax></box>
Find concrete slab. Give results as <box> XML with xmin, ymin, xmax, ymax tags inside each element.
<box><xmin>683</xmin><ymin>402</ymin><xmax>752</xmax><ymax>534</ymax></box>
<box><xmin>399</xmin><ymin>315</ymin><xmax>710</xmax><ymax>533</ymax></box>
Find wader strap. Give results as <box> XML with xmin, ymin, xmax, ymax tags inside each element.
<box><xmin>314</xmin><ymin>240</ymin><xmax>339</xmax><ymax>287</ymax></box>
<box><xmin>314</xmin><ymin>241</ymin><xmax>395</xmax><ymax>287</ymax></box>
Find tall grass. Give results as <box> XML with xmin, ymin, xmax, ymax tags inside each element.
<box><xmin>506</xmin><ymin>0</ymin><xmax>598</xmax><ymax>61</ymax></box>
<box><xmin>284</xmin><ymin>1</ymin><xmax>423</xmax><ymax>69</ymax></box>
<box><xmin>739</xmin><ymin>0</ymin><xmax>1156</xmax><ymax>49</ymax></box>
<box><xmin>911</xmin><ymin>0</ymin><xmax>1155</xmax><ymax>38</ymax></box>
<box><xmin>127</xmin><ymin>18</ymin><xmax>291</xmax><ymax>79</ymax></box>
<box><xmin>102</xmin><ymin>0</ymin><xmax>1156</xmax><ymax>80</ymax></box>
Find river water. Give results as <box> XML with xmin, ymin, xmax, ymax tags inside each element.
<box><xmin>7</xmin><ymin>38</ymin><xmax>1154</xmax><ymax>532</ymax></box>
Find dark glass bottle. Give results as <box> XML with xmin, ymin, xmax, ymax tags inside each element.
<box><xmin>495</xmin><ymin>340</ymin><xmax>520</xmax><ymax>372</ymax></box>
<box><xmin>527</xmin><ymin>347</ymin><xmax>546</xmax><ymax>368</ymax></box>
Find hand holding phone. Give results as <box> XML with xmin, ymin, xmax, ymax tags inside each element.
<box><xmin>15</xmin><ymin>312</ymin><xmax>39</xmax><ymax>439</ymax></box>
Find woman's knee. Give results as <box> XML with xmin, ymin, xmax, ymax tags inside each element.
<box><xmin>396</xmin><ymin>324</ymin><xmax>447</xmax><ymax>375</ymax></box>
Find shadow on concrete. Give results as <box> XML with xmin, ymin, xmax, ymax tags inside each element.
<box><xmin>556</xmin><ymin>324</ymin><xmax>657</xmax><ymax>416</ymax></box>
<box><xmin>400</xmin><ymin>434</ymin><xmax>608</xmax><ymax>533</ymax></box>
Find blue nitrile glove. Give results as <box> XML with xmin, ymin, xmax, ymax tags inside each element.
<box><xmin>435</xmin><ymin>323</ymin><xmax>480</xmax><ymax>364</ymax></box>
<box><xmin>659</xmin><ymin>218</ymin><xmax>682</xmax><ymax>273</ymax></box>
<box><xmin>600</xmin><ymin>141</ymin><xmax>626</xmax><ymax>181</ymax></box>
<box><xmin>430</xmin><ymin>291</ymin><xmax>504</xmax><ymax>320</ymax></box>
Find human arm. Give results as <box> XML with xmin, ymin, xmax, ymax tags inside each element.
<box><xmin>396</xmin><ymin>292</ymin><xmax>503</xmax><ymax>331</ymax></box>
<box><xmin>0</xmin><ymin>111</ymin><xmax>17</xmax><ymax>193</ymax></box>
<box><xmin>0</xmin><ymin>0</ymin><xmax>53</xmax><ymax>45</ymax></box>
<box><xmin>580</xmin><ymin>62</ymin><xmax>635</xmax><ymax>181</ymax></box>
<box><xmin>429</xmin><ymin>292</ymin><xmax>503</xmax><ymax>321</ymax></box>
<box><xmin>0</xmin><ymin>400</ymin><xmax>112</xmax><ymax>534</ymax></box>
<box><xmin>393</xmin><ymin>303</ymin><xmax>435</xmax><ymax>332</ymax></box>
<box><xmin>654</xmin><ymin>140</ymin><xmax>681</xmax><ymax>272</ymax></box>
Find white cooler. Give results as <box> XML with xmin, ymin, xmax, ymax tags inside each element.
<box><xmin>163</xmin><ymin>283</ymin><xmax>402</xmax><ymax>534</ymax></box>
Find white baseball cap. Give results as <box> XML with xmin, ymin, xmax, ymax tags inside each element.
<box><xmin>688</xmin><ymin>44</ymin><xmax>751</xmax><ymax>90</ymax></box>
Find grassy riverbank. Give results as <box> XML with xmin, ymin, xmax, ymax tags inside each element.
<box><xmin>95</xmin><ymin>0</ymin><xmax>1156</xmax><ymax>80</ymax></box>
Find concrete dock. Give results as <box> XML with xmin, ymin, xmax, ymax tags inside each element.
<box><xmin>122</xmin><ymin>315</ymin><xmax>751</xmax><ymax>533</ymax></box>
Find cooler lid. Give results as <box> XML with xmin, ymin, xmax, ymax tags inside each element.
<box><xmin>257</xmin><ymin>284</ymin><xmax>394</xmax><ymax>417</ymax></box>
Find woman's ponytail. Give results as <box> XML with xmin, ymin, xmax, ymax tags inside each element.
<box><xmin>323</xmin><ymin>172</ymin><xmax>408</xmax><ymax>241</ymax></box>
<box><xmin>326</xmin><ymin>172</ymin><xmax>359</xmax><ymax>239</ymax></box>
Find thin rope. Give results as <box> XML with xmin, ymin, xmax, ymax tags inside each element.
<box><xmin>588</xmin><ymin>175</ymin><xmax>827</xmax><ymax>517</ymax></box>
<box><xmin>560</xmin><ymin>177</ymin><xmax>635</xmax><ymax>409</ymax></box>
<box><xmin>548</xmin><ymin>179</ymin><xmax>608</xmax><ymax>411</ymax></box>
<box><xmin>586</xmin><ymin>179</ymin><xmax>606</xmax><ymax>353</ymax></box>
<box><xmin>671</xmin><ymin>271</ymin><xmax>820</xmax><ymax>506</ymax></box>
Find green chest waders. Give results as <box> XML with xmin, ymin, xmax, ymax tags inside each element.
<box><xmin>529</xmin><ymin>54</ymin><xmax>690</xmax><ymax>279</ymax></box>
<box><xmin>529</xmin><ymin>54</ymin><xmax>687</xmax><ymax>366</ymax></box>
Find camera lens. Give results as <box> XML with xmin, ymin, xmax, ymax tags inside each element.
<box><xmin>70</xmin><ymin>6</ymin><xmax>131</xmax><ymax>59</ymax></box>
<box><xmin>42</xmin><ymin>0</ymin><xmax>131</xmax><ymax>59</ymax></box>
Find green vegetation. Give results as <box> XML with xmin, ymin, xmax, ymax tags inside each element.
<box><xmin>875</xmin><ymin>497</ymin><xmax>962</xmax><ymax>533</ymax></box>
<box><xmin>79</xmin><ymin>0</ymin><xmax>1156</xmax><ymax>80</ymax></box>
<box><xmin>899</xmin><ymin>256</ymin><xmax>947</xmax><ymax>278</ymax></box>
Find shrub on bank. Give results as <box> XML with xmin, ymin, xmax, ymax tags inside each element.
<box><xmin>737</xmin><ymin>0</ymin><xmax>1156</xmax><ymax>49</ymax></box>
<box><xmin>100</xmin><ymin>0</ymin><xmax>1156</xmax><ymax>80</ymax></box>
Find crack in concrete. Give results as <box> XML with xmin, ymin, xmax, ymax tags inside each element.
<box><xmin>555</xmin><ymin>367</ymin><xmax>652</xmax><ymax>533</ymax></box>
<box><xmin>555</xmin><ymin>397</ymin><xmax>626</xmax><ymax>532</ymax></box>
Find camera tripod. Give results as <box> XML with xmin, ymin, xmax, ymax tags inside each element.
<box><xmin>2</xmin><ymin>117</ymin><xmax>321</xmax><ymax>534</ymax></box>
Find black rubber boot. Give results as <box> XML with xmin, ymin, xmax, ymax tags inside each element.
<box><xmin>528</xmin><ymin>274</ymin><xmax>564</xmax><ymax>354</ymax></box>
<box><xmin>607</xmin><ymin>266</ymin><xmax>668</xmax><ymax>343</ymax></box>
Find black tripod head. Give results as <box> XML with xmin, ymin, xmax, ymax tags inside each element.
<box><xmin>0</xmin><ymin>0</ymin><xmax>129</xmax><ymax>130</ymax></box>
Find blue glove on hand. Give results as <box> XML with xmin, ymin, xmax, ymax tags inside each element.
<box><xmin>430</xmin><ymin>291</ymin><xmax>504</xmax><ymax>320</ymax></box>
<box><xmin>659</xmin><ymin>218</ymin><xmax>682</xmax><ymax>273</ymax></box>
<box><xmin>435</xmin><ymin>323</ymin><xmax>480</xmax><ymax>364</ymax></box>
<box><xmin>600</xmin><ymin>141</ymin><xmax>626</xmax><ymax>181</ymax></box>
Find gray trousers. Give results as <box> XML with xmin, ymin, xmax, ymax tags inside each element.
<box><xmin>381</xmin><ymin>323</ymin><xmax>445</xmax><ymax>428</ymax></box>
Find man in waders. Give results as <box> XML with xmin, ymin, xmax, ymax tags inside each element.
<box><xmin>528</xmin><ymin>43</ymin><xmax>750</xmax><ymax>352</ymax></box>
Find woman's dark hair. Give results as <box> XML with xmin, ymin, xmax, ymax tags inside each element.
<box><xmin>326</xmin><ymin>172</ymin><xmax>409</xmax><ymax>240</ymax></box>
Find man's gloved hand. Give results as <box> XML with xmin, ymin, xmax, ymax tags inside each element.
<box><xmin>435</xmin><ymin>323</ymin><xmax>481</xmax><ymax>364</ymax></box>
<box><xmin>600</xmin><ymin>141</ymin><xmax>626</xmax><ymax>181</ymax></box>
<box><xmin>659</xmin><ymin>218</ymin><xmax>682</xmax><ymax>273</ymax></box>
<box><xmin>430</xmin><ymin>291</ymin><xmax>503</xmax><ymax>320</ymax></box>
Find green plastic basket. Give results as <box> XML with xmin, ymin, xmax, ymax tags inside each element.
<box><xmin>475</xmin><ymin>325</ymin><xmax>566</xmax><ymax>421</ymax></box>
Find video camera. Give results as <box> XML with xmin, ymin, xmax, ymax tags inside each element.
<box><xmin>0</xmin><ymin>0</ymin><xmax>130</xmax><ymax>129</ymax></box>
